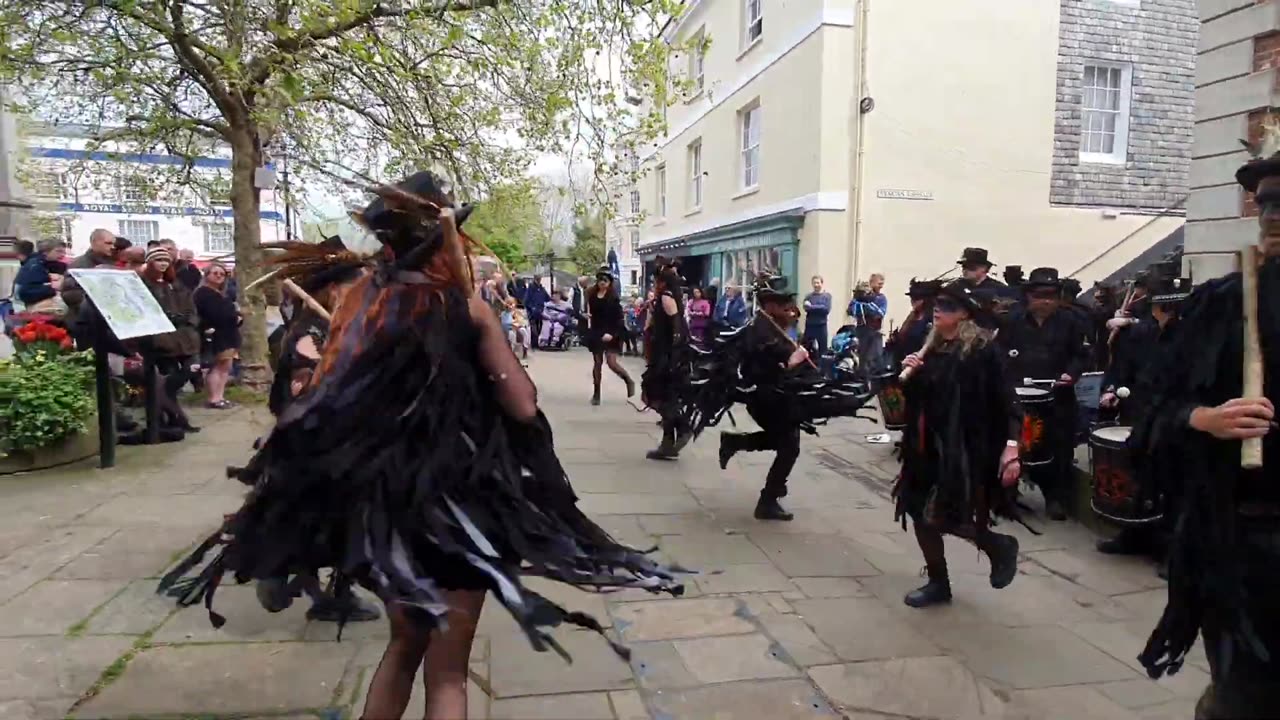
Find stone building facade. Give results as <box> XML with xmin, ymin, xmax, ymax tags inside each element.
<box><xmin>1184</xmin><ymin>0</ymin><xmax>1280</xmax><ymax>281</ymax></box>
<box><xmin>1051</xmin><ymin>0</ymin><xmax>1198</xmax><ymax>210</ymax></box>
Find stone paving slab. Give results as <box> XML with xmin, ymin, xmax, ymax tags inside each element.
<box><xmin>490</xmin><ymin>691</ymin><xmax>614</xmax><ymax>719</ymax></box>
<box><xmin>671</xmin><ymin>632</ymin><xmax>798</xmax><ymax>683</ymax></box>
<box><xmin>808</xmin><ymin>656</ymin><xmax>1007</xmax><ymax>720</ymax></box>
<box><xmin>0</xmin><ymin>579</ymin><xmax>126</xmax><ymax>637</ymax></box>
<box><xmin>611</xmin><ymin>598</ymin><xmax>754</xmax><ymax>642</ymax></box>
<box><xmin>792</xmin><ymin>597</ymin><xmax>940</xmax><ymax>662</ymax></box>
<box><xmin>942</xmin><ymin>624</ymin><xmax>1141</xmax><ymax>689</ymax></box>
<box><xmin>73</xmin><ymin>642</ymin><xmax>354</xmax><ymax>718</ymax></box>
<box><xmin>52</xmin><ymin>526</ymin><xmax>202</xmax><ymax>580</ymax></box>
<box><xmin>84</xmin><ymin>579</ymin><xmax>175</xmax><ymax>636</ymax></box>
<box><xmin>154</xmin><ymin>585</ymin><xmax>312</xmax><ymax>644</ymax></box>
<box><xmin>488</xmin><ymin>631</ymin><xmax>634</xmax><ymax>698</ymax></box>
<box><xmin>0</xmin><ymin>636</ymin><xmax>133</xmax><ymax>704</ymax></box>
<box><xmin>748</xmin><ymin>533</ymin><xmax>881</xmax><ymax>578</ymax></box>
<box><xmin>648</xmin><ymin>678</ymin><xmax>839</xmax><ymax>720</ymax></box>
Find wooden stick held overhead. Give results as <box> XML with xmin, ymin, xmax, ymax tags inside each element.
<box><xmin>1241</xmin><ymin>245</ymin><xmax>1264</xmax><ymax>470</ymax></box>
<box><xmin>282</xmin><ymin>278</ymin><xmax>332</xmax><ymax>323</ymax></box>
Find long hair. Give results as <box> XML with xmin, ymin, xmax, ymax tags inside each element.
<box><xmin>919</xmin><ymin>317</ymin><xmax>992</xmax><ymax>358</ymax></box>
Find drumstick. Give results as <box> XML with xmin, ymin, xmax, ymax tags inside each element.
<box><xmin>1107</xmin><ymin>282</ymin><xmax>1136</xmax><ymax>347</ymax></box>
<box><xmin>1241</xmin><ymin>245</ymin><xmax>1263</xmax><ymax>470</ymax></box>
<box><xmin>899</xmin><ymin>326</ymin><xmax>938</xmax><ymax>382</ymax></box>
<box><xmin>282</xmin><ymin>278</ymin><xmax>332</xmax><ymax>323</ymax></box>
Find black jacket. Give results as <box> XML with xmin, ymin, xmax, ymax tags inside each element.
<box><xmin>997</xmin><ymin>306</ymin><xmax>1088</xmax><ymax>384</ymax></box>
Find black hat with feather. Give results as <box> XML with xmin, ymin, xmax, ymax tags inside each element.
<box><xmin>353</xmin><ymin>171</ymin><xmax>475</xmax><ymax>269</ymax></box>
<box><xmin>752</xmin><ymin>271</ymin><xmax>795</xmax><ymax>303</ymax></box>
<box><xmin>264</xmin><ymin>236</ymin><xmax>369</xmax><ymax>295</ymax></box>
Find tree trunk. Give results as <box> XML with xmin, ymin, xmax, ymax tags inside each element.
<box><xmin>228</xmin><ymin>122</ymin><xmax>271</xmax><ymax>391</ymax></box>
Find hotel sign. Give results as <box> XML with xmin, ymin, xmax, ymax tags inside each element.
<box><xmin>56</xmin><ymin>202</ymin><xmax>282</xmax><ymax>221</ymax></box>
<box><xmin>876</xmin><ymin>189</ymin><xmax>933</xmax><ymax>201</ymax></box>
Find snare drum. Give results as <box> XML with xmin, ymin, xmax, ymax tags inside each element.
<box><xmin>874</xmin><ymin>371</ymin><xmax>907</xmax><ymax>431</ymax></box>
<box><xmin>1016</xmin><ymin>386</ymin><xmax>1055</xmax><ymax>467</ymax></box>
<box><xmin>1089</xmin><ymin>425</ymin><xmax>1161</xmax><ymax>525</ymax></box>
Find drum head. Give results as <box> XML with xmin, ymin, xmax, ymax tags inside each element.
<box><xmin>1092</xmin><ymin>425</ymin><xmax>1132</xmax><ymax>443</ymax></box>
<box><xmin>1016</xmin><ymin>387</ymin><xmax>1050</xmax><ymax>398</ymax></box>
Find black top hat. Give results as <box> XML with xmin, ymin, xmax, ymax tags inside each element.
<box><xmin>958</xmin><ymin>247</ymin><xmax>994</xmax><ymax>268</ymax></box>
<box><xmin>1147</xmin><ymin>260</ymin><xmax>1180</xmax><ymax>281</ymax></box>
<box><xmin>595</xmin><ymin>264</ymin><xmax>614</xmax><ymax>282</ymax></box>
<box><xmin>753</xmin><ymin>272</ymin><xmax>795</xmax><ymax>302</ymax></box>
<box><xmin>906</xmin><ymin>278</ymin><xmax>942</xmax><ymax>298</ymax></box>
<box><xmin>1023</xmin><ymin>267</ymin><xmax>1062</xmax><ymax>289</ymax></box>
<box><xmin>1003</xmin><ymin>265</ymin><xmax>1025</xmax><ymax>285</ymax></box>
<box><xmin>319</xmin><ymin>235</ymin><xmax>347</xmax><ymax>251</ymax></box>
<box><xmin>934</xmin><ymin>278</ymin><xmax>988</xmax><ymax>317</ymax></box>
<box><xmin>1150</xmin><ymin>275</ymin><xmax>1193</xmax><ymax>304</ymax></box>
<box><xmin>1061</xmin><ymin>277</ymin><xmax>1082</xmax><ymax>297</ymax></box>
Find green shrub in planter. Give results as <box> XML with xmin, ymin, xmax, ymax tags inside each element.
<box><xmin>0</xmin><ymin>350</ymin><xmax>96</xmax><ymax>454</ymax></box>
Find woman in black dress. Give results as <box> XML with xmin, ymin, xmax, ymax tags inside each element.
<box><xmin>586</xmin><ymin>268</ymin><xmax>635</xmax><ymax>405</ymax></box>
<box><xmin>160</xmin><ymin>172</ymin><xmax>683</xmax><ymax>720</ymax></box>
<box><xmin>192</xmin><ymin>262</ymin><xmax>241</xmax><ymax>409</ymax></box>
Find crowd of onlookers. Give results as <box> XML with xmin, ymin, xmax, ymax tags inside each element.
<box><xmin>3</xmin><ymin>228</ymin><xmax>244</xmax><ymax>444</ymax></box>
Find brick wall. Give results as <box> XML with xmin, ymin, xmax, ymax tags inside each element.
<box><xmin>1242</xmin><ymin>110</ymin><xmax>1279</xmax><ymax>217</ymax></box>
<box><xmin>1257</xmin><ymin>31</ymin><xmax>1280</xmax><ymax>72</ymax></box>
<box><xmin>1050</xmin><ymin>0</ymin><xmax>1197</xmax><ymax>209</ymax></box>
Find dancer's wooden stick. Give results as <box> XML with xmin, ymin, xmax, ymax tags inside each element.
<box><xmin>1241</xmin><ymin>245</ymin><xmax>1264</xmax><ymax>470</ymax></box>
<box><xmin>281</xmin><ymin>278</ymin><xmax>332</xmax><ymax>323</ymax></box>
<box><xmin>1108</xmin><ymin>281</ymin><xmax>1137</xmax><ymax>348</ymax></box>
<box><xmin>755</xmin><ymin>308</ymin><xmax>818</xmax><ymax>369</ymax></box>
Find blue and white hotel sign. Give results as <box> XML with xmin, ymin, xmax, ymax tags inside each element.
<box><xmin>57</xmin><ymin>202</ymin><xmax>282</xmax><ymax>221</ymax></box>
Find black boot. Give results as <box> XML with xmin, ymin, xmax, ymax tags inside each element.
<box><xmin>646</xmin><ymin>426</ymin><xmax>679</xmax><ymax>461</ymax></box>
<box><xmin>904</xmin><ymin>566</ymin><xmax>952</xmax><ymax>608</ymax></box>
<box><xmin>718</xmin><ymin>432</ymin><xmax>741</xmax><ymax>470</ymax></box>
<box><xmin>624</xmin><ymin>375</ymin><xmax>636</xmax><ymax>398</ymax></box>
<box><xmin>1096</xmin><ymin>528</ymin><xmax>1149</xmax><ymax>556</ymax></box>
<box><xmin>307</xmin><ymin>591</ymin><xmax>382</xmax><ymax>623</ymax></box>
<box><xmin>754</xmin><ymin>495</ymin><xmax>794</xmax><ymax>521</ymax></box>
<box><xmin>1045</xmin><ymin>498</ymin><xmax>1068</xmax><ymax>521</ymax></box>
<box><xmin>673</xmin><ymin>421</ymin><xmax>693</xmax><ymax>453</ymax></box>
<box><xmin>591</xmin><ymin>387</ymin><xmax>601</xmax><ymax>406</ymax></box>
<box><xmin>255</xmin><ymin>577</ymin><xmax>295</xmax><ymax>613</ymax></box>
<box><xmin>983</xmin><ymin>532</ymin><xmax>1020</xmax><ymax>589</ymax></box>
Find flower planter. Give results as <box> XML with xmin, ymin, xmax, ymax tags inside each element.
<box><xmin>0</xmin><ymin>414</ymin><xmax>100</xmax><ymax>475</ymax></box>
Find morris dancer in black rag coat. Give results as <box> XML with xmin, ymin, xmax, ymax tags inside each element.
<box><xmin>894</xmin><ymin>280</ymin><xmax>1023</xmax><ymax>608</ymax></box>
<box><xmin>585</xmin><ymin>266</ymin><xmax>635</xmax><ymax>406</ymax></box>
<box><xmin>1137</xmin><ymin>135</ymin><xmax>1280</xmax><ymax>720</ymax></box>
<box><xmin>159</xmin><ymin>172</ymin><xmax>684</xmax><ymax>720</ymax></box>
<box><xmin>887</xmin><ymin>278</ymin><xmax>940</xmax><ymax>372</ymax></box>
<box><xmin>248</xmin><ymin>236</ymin><xmax>382</xmax><ymax>624</ymax></box>
<box><xmin>643</xmin><ymin>257</ymin><xmax>693</xmax><ymax>460</ymax></box>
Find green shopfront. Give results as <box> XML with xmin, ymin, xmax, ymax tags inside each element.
<box><xmin>640</xmin><ymin>209</ymin><xmax>802</xmax><ymax>293</ymax></box>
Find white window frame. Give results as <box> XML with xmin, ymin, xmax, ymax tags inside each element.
<box><xmin>743</xmin><ymin>0</ymin><xmax>763</xmax><ymax>49</ymax></box>
<box><xmin>687</xmin><ymin>140</ymin><xmax>703</xmax><ymax>211</ymax></box>
<box><xmin>629</xmin><ymin>189</ymin><xmax>641</xmax><ymax>215</ymax></box>
<box><xmin>629</xmin><ymin>229</ymin><xmax>640</xmax><ymax>254</ymax></box>
<box><xmin>118</xmin><ymin>219</ymin><xmax>159</xmax><ymax>245</ymax></box>
<box><xmin>656</xmin><ymin>163</ymin><xmax>667</xmax><ymax>219</ymax></box>
<box><xmin>689</xmin><ymin>29</ymin><xmax>706</xmax><ymax>96</ymax></box>
<box><xmin>203</xmin><ymin>222</ymin><xmax>234</xmax><ymax>254</ymax></box>
<box><xmin>739</xmin><ymin>102</ymin><xmax>762</xmax><ymax>191</ymax></box>
<box><xmin>119</xmin><ymin>177</ymin><xmax>151</xmax><ymax>203</ymax></box>
<box><xmin>1079</xmin><ymin>62</ymin><xmax>1132</xmax><ymax>165</ymax></box>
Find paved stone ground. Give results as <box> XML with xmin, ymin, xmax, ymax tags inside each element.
<box><xmin>0</xmin><ymin>350</ymin><xmax>1209</xmax><ymax>720</ymax></box>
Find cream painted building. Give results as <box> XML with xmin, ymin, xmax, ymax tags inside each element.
<box><xmin>635</xmin><ymin>0</ymin><xmax>1194</xmax><ymax>328</ymax></box>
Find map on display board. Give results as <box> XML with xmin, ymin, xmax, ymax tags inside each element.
<box><xmin>67</xmin><ymin>268</ymin><xmax>176</xmax><ymax>340</ymax></box>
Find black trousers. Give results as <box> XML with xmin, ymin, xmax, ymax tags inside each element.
<box><xmin>1197</xmin><ymin>524</ymin><xmax>1280</xmax><ymax>719</ymax></box>
<box><xmin>735</xmin><ymin>404</ymin><xmax>801</xmax><ymax>500</ymax></box>
<box><xmin>1027</xmin><ymin>390</ymin><xmax>1077</xmax><ymax>506</ymax></box>
<box><xmin>802</xmin><ymin>325</ymin><xmax>828</xmax><ymax>356</ymax></box>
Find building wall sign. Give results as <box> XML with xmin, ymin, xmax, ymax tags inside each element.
<box><xmin>56</xmin><ymin>202</ymin><xmax>282</xmax><ymax>221</ymax></box>
<box><xmin>875</xmin><ymin>189</ymin><xmax>934</xmax><ymax>201</ymax></box>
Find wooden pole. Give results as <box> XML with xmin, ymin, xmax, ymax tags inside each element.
<box><xmin>1241</xmin><ymin>245</ymin><xmax>1264</xmax><ymax>470</ymax></box>
<box><xmin>281</xmin><ymin>278</ymin><xmax>331</xmax><ymax>323</ymax></box>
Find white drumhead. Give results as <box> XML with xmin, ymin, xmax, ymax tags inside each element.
<box><xmin>1092</xmin><ymin>426</ymin><xmax>1132</xmax><ymax>442</ymax></box>
<box><xmin>1016</xmin><ymin>387</ymin><xmax>1049</xmax><ymax>397</ymax></box>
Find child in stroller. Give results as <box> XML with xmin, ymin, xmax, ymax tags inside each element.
<box><xmin>828</xmin><ymin>324</ymin><xmax>859</xmax><ymax>381</ymax></box>
<box><xmin>538</xmin><ymin>290</ymin><xmax>577</xmax><ymax>350</ymax></box>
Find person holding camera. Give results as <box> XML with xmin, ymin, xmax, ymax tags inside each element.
<box><xmin>847</xmin><ymin>273</ymin><xmax>888</xmax><ymax>378</ymax></box>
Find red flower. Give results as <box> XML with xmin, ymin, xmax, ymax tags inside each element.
<box><xmin>46</xmin><ymin>327</ymin><xmax>68</xmax><ymax>342</ymax></box>
<box><xmin>60</xmin><ymin>338</ymin><xmax>74</xmax><ymax>350</ymax></box>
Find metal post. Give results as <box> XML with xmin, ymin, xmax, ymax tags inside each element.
<box><xmin>142</xmin><ymin>355</ymin><xmax>159</xmax><ymax>444</ymax></box>
<box><xmin>92</xmin><ymin>333</ymin><xmax>116</xmax><ymax>469</ymax></box>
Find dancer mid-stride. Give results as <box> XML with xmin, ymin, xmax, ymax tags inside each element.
<box><xmin>894</xmin><ymin>279</ymin><xmax>1022</xmax><ymax>608</ymax></box>
<box><xmin>159</xmin><ymin>172</ymin><xmax>683</xmax><ymax>720</ymax></box>
<box><xmin>642</xmin><ymin>257</ymin><xmax>692</xmax><ymax>460</ymax></box>
<box><xmin>586</xmin><ymin>266</ymin><xmax>635</xmax><ymax>405</ymax></box>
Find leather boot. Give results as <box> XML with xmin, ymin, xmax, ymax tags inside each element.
<box><xmin>754</xmin><ymin>495</ymin><xmax>794</xmax><ymax>521</ymax></box>
<box><xmin>718</xmin><ymin>432</ymin><xmax>741</xmax><ymax>470</ymax></box>
<box><xmin>591</xmin><ymin>390</ymin><xmax>601</xmax><ymax>406</ymax></box>
<box><xmin>1096</xmin><ymin>528</ymin><xmax>1150</xmax><ymax>556</ymax></box>
<box><xmin>904</xmin><ymin>565</ymin><xmax>952</xmax><ymax>608</ymax></box>
<box><xmin>983</xmin><ymin>532</ymin><xmax>1020</xmax><ymax>589</ymax></box>
<box><xmin>307</xmin><ymin>592</ymin><xmax>382</xmax><ymax>623</ymax></box>
<box><xmin>646</xmin><ymin>426</ymin><xmax>679</xmax><ymax>460</ymax></box>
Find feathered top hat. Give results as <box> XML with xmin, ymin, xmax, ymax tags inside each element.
<box><xmin>958</xmin><ymin>247</ymin><xmax>994</xmax><ymax>268</ymax></box>
<box><xmin>935</xmin><ymin>279</ymin><xmax>987</xmax><ymax>317</ymax></box>
<box><xmin>1061</xmin><ymin>277</ymin><xmax>1083</xmax><ymax>298</ymax></box>
<box><xmin>653</xmin><ymin>255</ymin><xmax>683</xmax><ymax>290</ymax></box>
<box><xmin>1003</xmin><ymin>265</ymin><xmax>1025</xmax><ymax>286</ymax></box>
<box><xmin>1237</xmin><ymin>118</ymin><xmax>1280</xmax><ymax>193</ymax></box>
<box><xmin>1150</xmin><ymin>275</ymin><xmax>1193</xmax><ymax>305</ymax></box>
<box><xmin>264</xmin><ymin>235</ymin><xmax>369</xmax><ymax>294</ymax></box>
<box><xmin>905</xmin><ymin>277</ymin><xmax>942</xmax><ymax>298</ymax></box>
<box><xmin>752</xmin><ymin>271</ymin><xmax>795</xmax><ymax>302</ymax></box>
<box><xmin>353</xmin><ymin>171</ymin><xmax>475</xmax><ymax>269</ymax></box>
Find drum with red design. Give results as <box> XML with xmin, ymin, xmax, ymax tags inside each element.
<box><xmin>1089</xmin><ymin>425</ymin><xmax>1161</xmax><ymax>525</ymax></box>
<box><xmin>874</xmin><ymin>371</ymin><xmax>907</xmax><ymax>431</ymax></box>
<box><xmin>1015</xmin><ymin>386</ymin><xmax>1055</xmax><ymax>467</ymax></box>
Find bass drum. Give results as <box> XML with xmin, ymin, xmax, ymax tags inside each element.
<box><xmin>1016</xmin><ymin>386</ymin><xmax>1055</xmax><ymax>467</ymax></box>
<box><xmin>1089</xmin><ymin>425</ymin><xmax>1161</xmax><ymax>525</ymax></box>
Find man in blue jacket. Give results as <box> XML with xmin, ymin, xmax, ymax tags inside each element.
<box><xmin>14</xmin><ymin>239</ymin><xmax>69</xmax><ymax>314</ymax></box>
<box><xmin>523</xmin><ymin>274</ymin><xmax>551</xmax><ymax>348</ymax></box>
<box><xmin>801</xmin><ymin>274</ymin><xmax>832</xmax><ymax>354</ymax></box>
<box><xmin>847</xmin><ymin>273</ymin><xmax>888</xmax><ymax>377</ymax></box>
<box><xmin>715</xmin><ymin>286</ymin><xmax>748</xmax><ymax>328</ymax></box>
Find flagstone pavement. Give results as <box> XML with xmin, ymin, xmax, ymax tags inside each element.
<box><xmin>0</xmin><ymin>350</ymin><xmax>1208</xmax><ymax>720</ymax></box>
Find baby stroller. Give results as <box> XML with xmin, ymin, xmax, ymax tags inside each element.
<box><xmin>826</xmin><ymin>324</ymin><xmax>859</xmax><ymax>382</ymax></box>
<box><xmin>538</xmin><ymin>301</ymin><xmax>577</xmax><ymax>350</ymax></box>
